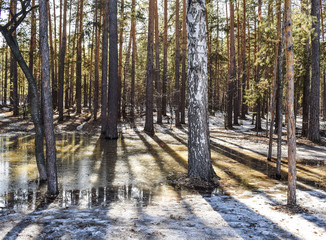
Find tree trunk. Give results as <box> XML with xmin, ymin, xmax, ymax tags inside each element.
<box><xmin>47</xmin><ymin>1</ymin><xmax>56</xmax><ymax>110</ymax></box>
<box><xmin>64</xmin><ymin>1</ymin><xmax>72</xmax><ymax>110</ymax></box>
<box><xmin>309</xmin><ymin>0</ymin><xmax>321</xmax><ymax>142</ymax></box>
<box><xmin>130</xmin><ymin>0</ymin><xmax>136</xmax><ymax>121</ymax></box>
<box><xmin>275</xmin><ymin>15</ymin><xmax>285</xmax><ymax>180</ymax></box>
<box><xmin>118</xmin><ymin>0</ymin><xmax>124</xmax><ymax>120</ymax></box>
<box><xmin>4</xmin><ymin>46</ymin><xmax>8</xmax><ymax>105</ymax></box>
<box><xmin>227</xmin><ymin>0</ymin><xmax>236</xmax><ymax>129</ymax></box>
<box><xmin>89</xmin><ymin>14</ymin><xmax>96</xmax><ymax>111</ymax></box>
<box><xmin>321</xmin><ymin>0</ymin><xmax>326</xmax><ymax>120</ymax></box>
<box><xmin>94</xmin><ymin>0</ymin><xmax>100</xmax><ymax>120</ymax></box>
<box><xmin>10</xmin><ymin>0</ymin><xmax>19</xmax><ymax>116</ymax></box>
<box><xmin>29</xmin><ymin>0</ymin><xmax>36</xmax><ymax>104</ymax></box>
<box><xmin>76</xmin><ymin>0</ymin><xmax>84</xmax><ymax>114</ymax></box>
<box><xmin>187</xmin><ymin>0</ymin><xmax>216</xmax><ymax>182</ymax></box>
<box><xmin>154</xmin><ymin>0</ymin><xmax>162</xmax><ymax>124</ymax></box>
<box><xmin>302</xmin><ymin>0</ymin><xmax>310</xmax><ymax>138</ymax></box>
<box><xmin>105</xmin><ymin>0</ymin><xmax>119</xmax><ymax>139</ymax></box>
<box><xmin>1</xmin><ymin>51</ymin><xmax>4</xmax><ymax>105</ymax></box>
<box><xmin>58</xmin><ymin>0</ymin><xmax>67</xmax><ymax>122</ymax></box>
<box><xmin>255</xmin><ymin>0</ymin><xmax>262</xmax><ymax>131</ymax></box>
<box><xmin>52</xmin><ymin>0</ymin><xmax>58</xmax><ymax>110</ymax></box>
<box><xmin>122</xmin><ymin>26</ymin><xmax>132</xmax><ymax>120</ymax></box>
<box><xmin>268</xmin><ymin>0</ymin><xmax>281</xmax><ymax>161</ymax></box>
<box><xmin>215</xmin><ymin>2</ymin><xmax>220</xmax><ymax>111</ymax></box>
<box><xmin>285</xmin><ymin>0</ymin><xmax>296</xmax><ymax>206</ymax></box>
<box><xmin>241</xmin><ymin>0</ymin><xmax>247</xmax><ymax>119</ymax></box>
<box><xmin>69</xmin><ymin>0</ymin><xmax>79</xmax><ymax>109</ymax></box>
<box><xmin>246</xmin><ymin>18</ymin><xmax>250</xmax><ymax>115</ymax></box>
<box><xmin>0</xmin><ymin>12</ymin><xmax>47</xmax><ymax>182</ymax></box>
<box><xmin>234</xmin><ymin>0</ymin><xmax>240</xmax><ymax>125</ymax></box>
<box><xmin>181</xmin><ymin>0</ymin><xmax>187</xmax><ymax>124</ymax></box>
<box><xmin>144</xmin><ymin>0</ymin><xmax>154</xmax><ymax>135</ymax></box>
<box><xmin>39</xmin><ymin>0</ymin><xmax>58</xmax><ymax>195</ymax></box>
<box><xmin>175</xmin><ymin>0</ymin><xmax>181</xmax><ymax>127</ymax></box>
<box><xmin>83</xmin><ymin>74</ymin><xmax>87</xmax><ymax>108</ymax></box>
<box><xmin>162</xmin><ymin>0</ymin><xmax>168</xmax><ymax>116</ymax></box>
<box><xmin>101</xmin><ymin>0</ymin><xmax>109</xmax><ymax>133</ymax></box>
<box><xmin>205</xmin><ymin>5</ymin><xmax>212</xmax><ymax>115</ymax></box>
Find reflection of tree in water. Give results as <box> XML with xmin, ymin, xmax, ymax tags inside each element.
<box><xmin>56</xmin><ymin>138</ymin><xmax>151</xmax><ymax>208</ymax></box>
<box><xmin>59</xmin><ymin>185</ymin><xmax>152</xmax><ymax>208</ymax></box>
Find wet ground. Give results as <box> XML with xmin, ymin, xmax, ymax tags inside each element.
<box><xmin>0</xmin><ymin>122</ymin><xmax>326</xmax><ymax>239</ymax></box>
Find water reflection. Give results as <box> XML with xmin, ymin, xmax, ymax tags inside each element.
<box><xmin>0</xmin><ymin>133</ymin><xmax>167</xmax><ymax>212</ymax></box>
<box><xmin>1</xmin><ymin>131</ymin><xmax>325</xmax><ymax>213</ymax></box>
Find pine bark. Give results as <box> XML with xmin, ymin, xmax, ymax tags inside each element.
<box><xmin>130</xmin><ymin>0</ymin><xmax>136</xmax><ymax>121</ymax></box>
<box><xmin>39</xmin><ymin>0</ymin><xmax>58</xmax><ymax>195</ymax></box>
<box><xmin>234</xmin><ymin>1</ymin><xmax>240</xmax><ymax>125</ymax></box>
<box><xmin>76</xmin><ymin>0</ymin><xmax>84</xmax><ymax>114</ymax></box>
<box><xmin>162</xmin><ymin>0</ymin><xmax>168</xmax><ymax>116</ymax></box>
<box><xmin>215</xmin><ymin>2</ymin><xmax>220</xmax><ymax>111</ymax></box>
<box><xmin>52</xmin><ymin>0</ymin><xmax>58</xmax><ymax>109</ymax></box>
<box><xmin>205</xmin><ymin>6</ymin><xmax>212</xmax><ymax>114</ymax></box>
<box><xmin>122</xmin><ymin>26</ymin><xmax>132</xmax><ymax>120</ymax></box>
<box><xmin>227</xmin><ymin>0</ymin><xmax>236</xmax><ymax>129</ymax></box>
<box><xmin>175</xmin><ymin>0</ymin><xmax>181</xmax><ymax>127</ymax></box>
<box><xmin>10</xmin><ymin>0</ymin><xmax>19</xmax><ymax>116</ymax></box>
<box><xmin>47</xmin><ymin>1</ymin><xmax>56</xmax><ymax>110</ymax></box>
<box><xmin>4</xmin><ymin>47</ymin><xmax>8</xmax><ymax>105</ymax></box>
<box><xmin>58</xmin><ymin>0</ymin><xmax>67</xmax><ymax>121</ymax></box>
<box><xmin>1</xmin><ymin>51</ymin><xmax>4</xmax><ymax>105</ymax></box>
<box><xmin>118</xmin><ymin>0</ymin><xmax>124</xmax><ymax>119</ymax></box>
<box><xmin>309</xmin><ymin>0</ymin><xmax>321</xmax><ymax>142</ymax></box>
<box><xmin>101</xmin><ymin>0</ymin><xmax>109</xmax><ymax>133</ymax></box>
<box><xmin>255</xmin><ymin>0</ymin><xmax>262</xmax><ymax>131</ymax></box>
<box><xmin>181</xmin><ymin>0</ymin><xmax>187</xmax><ymax>123</ymax></box>
<box><xmin>29</xmin><ymin>0</ymin><xmax>36</xmax><ymax>94</ymax></box>
<box><xmin>65</xmin><ymin>0</ymin><xmax>71</xmax><ymax>110</ymax></box>
<box><xmin>302</xmin><ymin>0</ymin><xmax>310</xmax><ymax>138</ymax></box>
<box><xmin>105</xmin><ymin>0</ymin><xmax>119</xmax><ymax>139</ymax></box>
<box><xmin>144</xmin><ymin>0</ymin><xmax>155</xmax><ymax>135</ymax></box>
<box><xmin>241</xmin><ymin>0</ymin><xmax>247</xmax><ymax>119</ymax></box>
<box><xmin>285</xmin><ymin>0</ymin><xmax>296</xmax><ymax>205</ymax></box>
<box><xmin>89</xmin><ymin>12</ymin><xmax>96</xmax><ymax>111</ymax></box>
<box><xmin>94</xmin><ymin>0</ymin><xmax>100</xmax><ymax>120</ymax></box>
<box><xmin>187</xmin><ymin>0</ymin><xmax>216</xmax><ymax>182</ymax></box>
<box><xmin>275</xmin><ymin>16</ymin><xmax>285</xmax><ymax>180</ymax></box>
<box><xmin>268</xmin><ymin>0</ymin><xmax>281</xmax><ymax>161</ymax></box>
<box><xmin>154</xmin><ymin>0</ymin><xmax>162</xmax><ymax>124</ymax></box>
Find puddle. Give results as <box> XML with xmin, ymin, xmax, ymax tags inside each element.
<box><xmin>0</xmin><ymin>132</ymin><xmax>188</xmax><ymax>212</ymax></box>
<box><xmin>0</xmin><ymin>130</ymin><xmax>325</xmax><ymax>213</ymax></box>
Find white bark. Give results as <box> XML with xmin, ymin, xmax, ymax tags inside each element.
<box><xmin>187</xmin><ymin>0</ymin><xmax>214</xmax><ymax>181</ymax></box>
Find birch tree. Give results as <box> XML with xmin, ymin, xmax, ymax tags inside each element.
<box><xmin>187</xmin><ymin>0</ymin><xmax>216</xmax><ymax>182</ymax></box>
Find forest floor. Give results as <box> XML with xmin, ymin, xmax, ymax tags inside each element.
<box><xmin>0</xmin><ymin>108</ymin><xmax>325</xmax><ymax>240</ymax></box>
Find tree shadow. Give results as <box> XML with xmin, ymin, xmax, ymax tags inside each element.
<box><xmin>200</xmin><ymin>192</ymin><xmax>301</xmax><ymax>240</ymax></box>
<box><xmin>163</xmin><ymin>127</ymin><xmax>326</xmax><ymax>198</ymax></box>
<box><xmin>3</xmin><ymin>193</ymin><xmax>56</xmax><ymax>240</ymax></box>
<box><xmin>209</xmin><ymin>140</ymin><xmax>326</xmax><ymax>199</ymax></box>
<box><xmin>136</xmin><ymin>128</ymin><xmax>301</xmax><ymax>239</ymax></box>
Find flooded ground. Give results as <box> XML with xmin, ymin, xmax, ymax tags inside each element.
<box><xmin>0</xmin><ymin>120</ymin><xmax>325</xmax><ymax>239</ymax></box>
